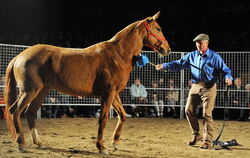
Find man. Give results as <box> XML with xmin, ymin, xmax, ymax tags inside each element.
<box><xmin>130</xmin><ymin>78</ymin><xmax>148</xmax><ymax>117</ymax></box>
<box><xmin>231</xmin><ymin>77</ymin><xmax>247</xmax><ymax>121</ymax></box>
<box><xmin>245</xmin><ymin>84</ymin><xmax>250</xmax><ymax>120</ymax></box>
<box><xmin>156</xmin><ymin>33</ymin><xmax>233</xmax><ymax>149</ymax></box>
<box><xmin>149</xmin><ymin>81</ymin><xmax>164</xmax><ymax>117</ymax></box>
<box><xmin>165</xmin><ymin>79</ymin><xmax>178</xmax><ymax>118</ymax></box>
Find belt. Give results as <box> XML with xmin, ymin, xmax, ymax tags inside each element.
<box><xmin>196</xmin><ymin>82</ymin><xmax>216</xmax><ymax>88</ymax></box>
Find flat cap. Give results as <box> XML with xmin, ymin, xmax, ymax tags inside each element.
<box><xmin>193</xmin><ymin>33</ymin><xmax>209</xmax><ymax>42</ymax></box>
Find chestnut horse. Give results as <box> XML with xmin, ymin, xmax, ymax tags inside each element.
<box><xmin>4</xmin><ymin>11</ymin><xmax>171</xmax><ymax>154</ymax></box>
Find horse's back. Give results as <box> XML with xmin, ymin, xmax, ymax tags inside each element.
<box><xmin>18</xmin><ymin>44</ymin><xmax>61</xmax><ymax>59</ymax></box>
<box><xmin>12</xmin><ymin>42</ymin><xmax>131</xmax><ymax>96</ymax></box>
<box><xmin>13</xmin><ymin>44</ymin><xmax>103</xmax><ymax>95</ymax></box>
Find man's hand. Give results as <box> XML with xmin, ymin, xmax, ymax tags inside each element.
<box><xmin>155</xmin><ymin>64</ymin><xmax>163</xmax><ymax>70</ymax></box>
<box><xmin>225</xmin><ymin>78</ymin><xmax>232</xmax><ymax>86</ymax></box>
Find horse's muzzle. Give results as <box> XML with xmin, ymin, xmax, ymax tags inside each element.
<box><xmin>159</xmin><ymin>47</ymin><xmax>171</xmax><ymax>56</ymax></box>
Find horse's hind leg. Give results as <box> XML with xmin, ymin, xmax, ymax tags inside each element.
<box><xmin>111</xmin><ymin>95</ymin><xmax>126</xmax><ymax>150</ymax></box>
<box><xmin>13</xmin><ymin>90</ymin><xmax>41</xmax><ymax>151</ymax></box>
<box><xmin>25</xmin><ymin>88</ymin><xmax>49</xmax><ymax>148</ymax></box>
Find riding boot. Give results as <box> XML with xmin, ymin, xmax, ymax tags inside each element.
<box><xmin>200</xmin><ymin>140</ymin><xmax>212</xmax><ymax>149</ymax></box>
<box><xmin>187</xmin><ymin>134</ymin><xmax>202</xmax><ymax>145</ymax></box>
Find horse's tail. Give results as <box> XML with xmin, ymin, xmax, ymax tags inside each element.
<box><xmin>4</xmin><ymin>57</ymin><xmax>17</xmax><ymax>139</ymax></box>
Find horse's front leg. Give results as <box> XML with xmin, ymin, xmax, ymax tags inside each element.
<box><xmin>112</xmin><ymin>95</ymin><xmax>126</xmax><ymax>150</ymax></box>
<box><xmin>96</xmin><ymin>91</ymin><xmax>116</xmax><ymax>154</ymax></box>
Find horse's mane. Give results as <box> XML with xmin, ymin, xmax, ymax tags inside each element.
<box><xmin>110</xmin><ymin>20</ymin><xmax>141</xmax><ymax>41</ymax></box>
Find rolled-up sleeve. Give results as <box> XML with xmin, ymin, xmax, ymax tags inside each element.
<box><xmin>216</xmin><ymin>55</ymin><xmax>233</xmax><ymax>81</ymax></box>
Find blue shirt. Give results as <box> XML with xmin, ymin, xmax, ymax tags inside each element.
<box><xmin>163</xmin><ymin>49</ymin><xmax>233</xmax><ymax>84</ymax></box>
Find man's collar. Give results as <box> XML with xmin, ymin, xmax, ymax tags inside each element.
<box><xmin>202</xmin><ymin>48</ymin><xmax>208</xmax><ymax>54</ymax></box>
<box><xmin>198</xmin><ymin>48</ymin><xmax>210</xmax><ymax>57</ymax></box>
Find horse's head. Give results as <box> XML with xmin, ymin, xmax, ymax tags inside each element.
<box><xmin>142</xmin><ymin>11</ymin><xmax>171</xmax><ymax>56</ymax></box>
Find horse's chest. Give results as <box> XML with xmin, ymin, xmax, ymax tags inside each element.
<box><xmin>116</xmin><ymin>72</ymin><xmax>131</xmax><ymax>90</ymax></box>
<box><xmin>101</xmin><ymin>62</ymin><xmax>132</xmax><ymax>90</ymax></box>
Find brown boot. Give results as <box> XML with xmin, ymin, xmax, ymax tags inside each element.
<box><xmin>200</xmin><ymin>140</ymin><xmax>212</xmax><ymax>149</ymax></box>
<box><xmin>187</xmin><ymin>135</ymin><xmax>202</xmax><ymax>145</ymax></box>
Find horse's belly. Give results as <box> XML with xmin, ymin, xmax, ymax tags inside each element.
<box><xmin>54</xmin><ymin>76</ymin><xmax>96</xmax><ymax>97</ymax></box>
<box><xmin>54</xmin><ymin>85</ymin><xmax>95</xmax><ymax>97</ymax></box>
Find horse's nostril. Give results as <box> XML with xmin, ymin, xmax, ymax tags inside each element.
<box><xmin>159</xmin><ymin>48</ymin><xmax>165</xmax><ymax>54</ymax></box>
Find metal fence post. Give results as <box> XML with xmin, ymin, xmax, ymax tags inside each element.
<box><xmin>180</xmin><ymin>52</ymin><xmax>185</xmax><ymax>119</ymax></box>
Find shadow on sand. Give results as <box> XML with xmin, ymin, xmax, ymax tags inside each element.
<box><xmin>40</xmin><ymin>146</ymin><xmax>137</xmax><ymax>158</ymax></box>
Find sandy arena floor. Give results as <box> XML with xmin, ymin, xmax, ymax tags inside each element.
<box><xmin>0</xmin><ymin>118</ymin><xmax>249</xmax><ymax>158</ymax></box>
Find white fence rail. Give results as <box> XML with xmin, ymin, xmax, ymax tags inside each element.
<box><xmin>0</xmin><ymin>44</ymin><xmax>249</xmax><ymax>119</ymax></box>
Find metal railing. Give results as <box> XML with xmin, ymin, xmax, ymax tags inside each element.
<box><xmin>0</xmin><ymin>44</ymin><xmax>249</xmax><ymax>119</ymax></box>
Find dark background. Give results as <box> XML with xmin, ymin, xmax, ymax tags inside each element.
<box><xmin>0</xmin><ymin>0</ymin><xmax>250</xmax><ymax>51</ymax></box>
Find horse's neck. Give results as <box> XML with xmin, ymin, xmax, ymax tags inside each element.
<box><xmin>81</xmin><ymin>22</ymin><xmax>146</xmax><ymax>65</ymax></box>
<box><xmin>110</xmin><ymin>25</ymin><xmax>145</xmax><ymax>61</ymax></box>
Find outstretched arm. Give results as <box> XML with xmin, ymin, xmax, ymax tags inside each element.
<box><xmin>156</xmin><ymin>53</ymin><xmax>191</xmax><ymax>72</ymax></box>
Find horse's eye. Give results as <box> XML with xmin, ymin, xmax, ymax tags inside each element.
<box><xmin>156</xmin><ymin>27</ymin><xmax>161</xmax><ymax>32</ymax></box>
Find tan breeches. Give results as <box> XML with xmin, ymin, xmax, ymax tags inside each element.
<box><xmin>185</xmin><ymin>83</ymin><xmax>217</xmax><ymax>141</ymax></box>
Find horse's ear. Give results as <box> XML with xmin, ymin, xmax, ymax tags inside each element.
<box><xmin>152</xmin><ymin>11</ymin><xmax>160</xmax><ymax>20</ymax></box>
<box><xmin>146</xmin><ymin>18</ymin><xmax>153</xmax><ymax>23</ymax></box>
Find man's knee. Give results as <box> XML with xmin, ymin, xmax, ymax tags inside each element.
<box><xmin>202</xmin><ymin>110</ymin><xmax>212</xmax><ymax>119</ymax></box>
<box><xmin>185</xmin><ymin>105</ymin><xmax>193</xmax><ymax>115</ymax></box>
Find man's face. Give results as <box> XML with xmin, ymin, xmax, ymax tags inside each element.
<box><xmin>169</xmin><ymin>79</ymin><xmax>174</xmax><ymax>85</ymax></box>
<box><xmin>246</xmin><ymin>86</ymin><xmax>250</xmax><ymax>91</ymax></box>
<box><xmin>196</xmin><ymin>40</ymin><xmax>208</xmax><ymax>52</ymax></box>
<box><xmin>188</xmin><ymin>80</ymin><xmax>192</xmax><ymax>86</ymax></box>
<box><xmin>152</xmin><ymin>83</ymin><xmax>158</xmax><ymax>88</ymax></box>
<box><xmin>159</xmin><ymin>78</ymin><xmax>164</xmax><ymax>83</ymax></box>
<box><xmin>235</xmin><ymin>78</ymin><xmax>242</xmax><ymax>86</ymax></box>
<box><xmin>135</xmin><ymin>79</ymin><xmax>141</xmax><ymax>86</ymax></box>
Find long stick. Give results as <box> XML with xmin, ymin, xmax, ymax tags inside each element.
<box><xmin>148</xmin><ymin>62</ymin><xmax>168</xmax><ymax>73</ymax></box>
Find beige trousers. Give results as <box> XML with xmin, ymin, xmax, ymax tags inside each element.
<box><xmin>185</xmin><ymin>83</ymin><xmax>217</xmax><ymax>141</ymax></box>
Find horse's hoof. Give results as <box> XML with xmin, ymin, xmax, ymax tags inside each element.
<box><xmin>113</xmin><ymin>143</ymin><xmax>119</xmax><ymax>151</ymax></box>
<box><xmin>18</xmin><ymin>146</ymin><xmax>26</xmax><ymax>153</ymax></box>
<box><xmin>36</xmin><ymin>142</ymin><xmax>45</xmax><ymax>149</ymax></box>
<box><xmin>99</xmin><ymin>149</ymin><xmax>109</xmax><ymax>155</ymax></box>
